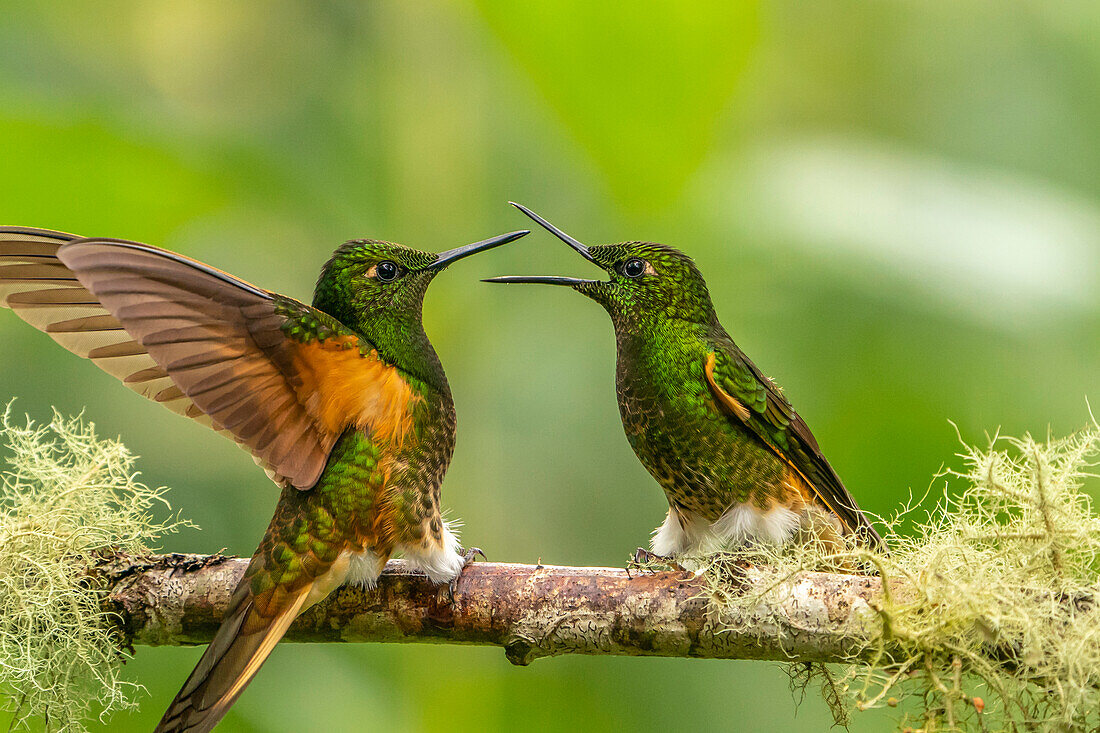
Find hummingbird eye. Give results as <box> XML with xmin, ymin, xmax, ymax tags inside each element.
<box><xmin>622</xmin><ymin>258</ymin><xmax>647</xmax><ymax>279</ymax></box>
<box><xmin>375</xmin><ymin>260</ymin><xmax>400</xmax><ymax>282</ymax></box>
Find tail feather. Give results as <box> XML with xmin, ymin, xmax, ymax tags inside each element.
<box><xmin>154</xmin><ymin>584</ymin><xmax>312</xmax><ymax>733</ymax></box>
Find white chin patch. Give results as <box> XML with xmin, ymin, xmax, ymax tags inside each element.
<box><xmin>652</xmin><ymin>504</ymin><xmax>801</xmax><ymax>556</ymax></box>
<box><xmin>401</xmin><ymin>520</ymin><xmax>466</xmax><ymax>585</ymax></box>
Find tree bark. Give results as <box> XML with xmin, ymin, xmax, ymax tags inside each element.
<box><xmin>99</xmin><ymin>553</ymin><xmax>884</xmax><ymax>666</ymax></box>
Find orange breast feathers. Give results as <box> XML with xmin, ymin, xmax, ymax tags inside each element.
<box><xmin>290</xmin><ymin>335</ymin><xmax>420</xmax><ymax>446</ymax></box>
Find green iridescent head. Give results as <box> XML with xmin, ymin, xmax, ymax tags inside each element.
<box><xmin>313</xmin><ymin>229</ymin><xmax>527</xmax><ymax>386</ymax></box>
<box><xmin>314</xmin><ymin>230</ymin><xmax>528</xmax><ymax>330</ymax></box>
<box><xmin>485</xmin><ymin>203</ymin><xmax>717</xmax><ymax>330</ymax></box>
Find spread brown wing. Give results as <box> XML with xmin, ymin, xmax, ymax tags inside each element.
<box><xmin>0</xmin><ymin>228</ymin><xmax>408</xmax><ymax>490</ymax></box>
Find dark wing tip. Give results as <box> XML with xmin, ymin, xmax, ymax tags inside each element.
<box><xmin>0</xmin><ymin>226</ymin><xmax>82</xmax><ymax>241</ymax></box>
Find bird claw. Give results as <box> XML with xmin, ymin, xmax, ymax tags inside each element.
<box><xmin>461</xmin><ymin>546</ymin><xmax>486</xmax><ymax>566</ymax></box>
<box><xmin>627</xmin><ymin>547</ymin><xmax>686</xmax><ymax>576</ymax></box>
<box><xmin>446</xmin><ymin>547</ymin><xmax>486</xmax><ymax>598</ymax></box>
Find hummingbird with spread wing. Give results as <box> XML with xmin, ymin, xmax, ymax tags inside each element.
<box><xmin>0</xmin><ymin>224</ymin><xmax>527</xmax><ymax>732</ymax></box>
<box><xmin>487</xmin><ymin>204</ymin><xmax>884</xmax><ymax>557</ymax></box>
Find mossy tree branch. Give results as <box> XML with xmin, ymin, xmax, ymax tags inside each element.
<box><xmin>10</xmin><ymin>409</ymin><xmax>1098</xmax><ymax>731</ymax></box>
<box><xmin>98</xmin><ymin>553</ymin><xmax>886</xmax><ymax>666</ymax></box>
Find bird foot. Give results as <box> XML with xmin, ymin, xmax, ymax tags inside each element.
<box><xmin>626</xmin><ymin>547</ymin><xmax>686</xmax><ymax>576</ymax></box>
<box><xmin>447</xmin><ymin>547</ymin><xmax>486</xmax><ymax>597</ymax></box>
<box><xmin>461</xmin><ymin>546</ymin><xmax>486</xmax><ymax>566</ymax></box>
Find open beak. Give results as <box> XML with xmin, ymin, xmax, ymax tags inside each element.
<box><xmin>428</xmin><ymin>229</ymin><xmax>529</xmax><ymax>270</ymax></box>
<box><xmin>507</xmin><ymin>202</ymin><xmax>595</xmax><ymax>262</ymax></box>
<box><xmin>483</xmin><ymin>203</ymin><xmax>602</xmax><ymax>286</ymax></box>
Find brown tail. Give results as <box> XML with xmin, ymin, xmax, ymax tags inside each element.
<box><xmin>153</xmin><ymin>581</ymin><xmax>313</xmax><ymax>733</ymax></box>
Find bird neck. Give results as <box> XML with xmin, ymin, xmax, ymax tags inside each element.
<box><xmin>614</xmin><ymin>317</ymin><xmax>711</xmax><ymax>398</ymax></box>
<box><xmin>313</xmin><ymin>291</ymin><xmax>450</xmax><ymax>398</ymax></box>
<box><xmin>370</xmin><ymin>318</ymin><xmax>451</xmax><ymax>400</ymax></box>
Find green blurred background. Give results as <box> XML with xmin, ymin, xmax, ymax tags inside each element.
<box><xmin>1</xmin><ymin>1</ymin><xmax>1098</xmax><ymax>730</ymax></box>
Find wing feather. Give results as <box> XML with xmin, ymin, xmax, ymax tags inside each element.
<box><xmin>1</xmin><ymin>227</ymin><xmax>411</xmax><ymax>490</ymax></box>
<box><xmin>704</xmin><ymin>346</ymin><xmax>886</xmax><ymax>549</ymax></box>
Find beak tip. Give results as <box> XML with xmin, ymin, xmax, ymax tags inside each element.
<box><xmin>431</xmin><ymin>228</ymin><xmax>530</xmax><ymax>268</ymax></box>
<box><xmin>506</xmin><ymin>202</ymin><xmax>593</xmax><ymax>261</ymax></box>
<box><xmin>494</xmin><ymin>229</ymin><xmax>530</xmax><ymax>247</ymax></box>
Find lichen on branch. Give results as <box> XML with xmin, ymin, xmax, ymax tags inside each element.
<box><xmin>0</xmin><ymin>405</ymin><xmax>190</xmax><ymax>732</ymax></box>
<box><xmin>4</xmin><ymin>402</ymin><xmax>1099</xmax><ymax>733</ymax></box>
<box><xmin>702</xmin><ymin>422</ymin><xmax>1100</xmax><ymax>732</ymax></box>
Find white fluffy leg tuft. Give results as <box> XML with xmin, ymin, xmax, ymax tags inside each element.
<box><xmin>402</xmin><ymin>520</ymin><xmax>466</xmax><ymax>585</ymax></box>
<box><xmin>712</xmin><ymin>504</ymin><xmax>801</xmax><ymax>547</ymax></box>
<box><xmin>345</xmin><ymin>549</ymin><xmax>386</xmax><ymax>590</ymax></box>
<box><xmin>651</xmin><ymin>509</ymin><xmax>690</xmax><ymax>556</ymax></box>
<box><xmin>653</xmin><ymin>503</ymin><xmax>803</xmax><ymax>557</ymax></box>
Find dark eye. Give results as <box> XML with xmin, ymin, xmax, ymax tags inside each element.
<box><xmin>375</xmin><ymin>261</ymin><xmax>399</xmax><ymax>282</ymax></box>
<box><xmin>622</xmin><ymin>258</ymin><xmax>647</xmax><ymax>279</ymax></box>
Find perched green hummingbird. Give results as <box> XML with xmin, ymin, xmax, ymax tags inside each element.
<box><xmin>487</xmin><ymin>204</ymin><xmax>884</xmax><ymax>556</ymax></box>
<box><xmin>0</xmin><ymin>224</ymin><xmax>527</xmax><ymax>732</ymax></box>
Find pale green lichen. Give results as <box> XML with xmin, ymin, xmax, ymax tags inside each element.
<box><xmin>0</xmin><ymin>405</ymin><xmax>191</xmax><ymax>732</ymax></box>
<box><xmin>702</xmin><ymin>422</ymin><xmax>1100</xmax><ymax>732</ymax></box>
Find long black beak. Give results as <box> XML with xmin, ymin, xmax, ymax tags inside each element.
<box><xmin>482</xmin><ymin>275</ymin><xmax>594</xmax><ymax>286</ymax></box>
<box><xmin>429</xmin><ymin>229</ymin><xmax>529</xmax><ymax>270</ymax></box>
<box><xmin>508</xmin><ymin>202</ymin><xmax>595</xmax><ymax>262</ymax></box>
